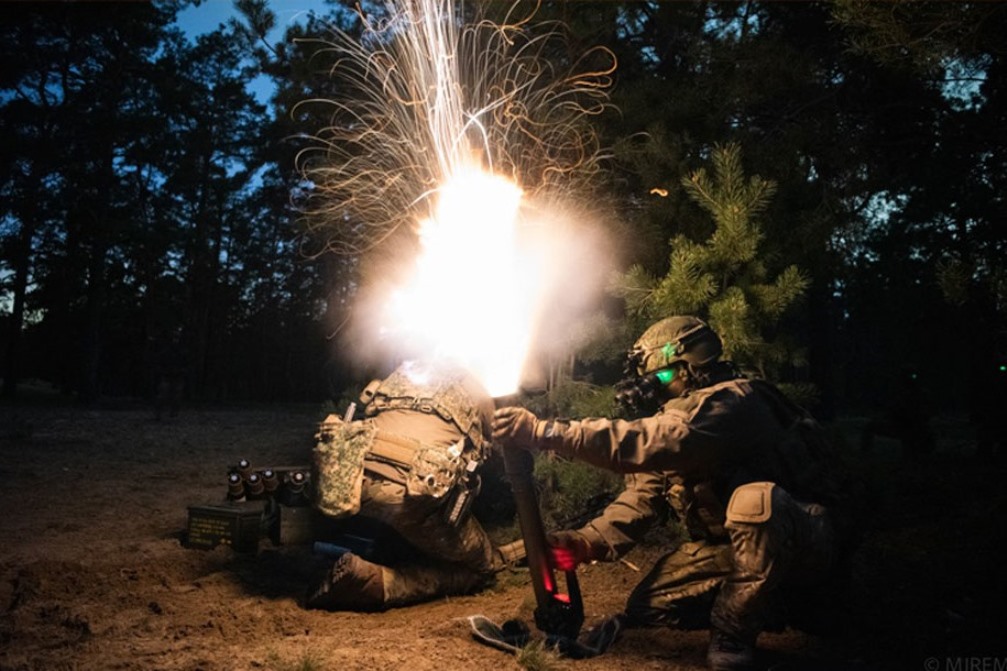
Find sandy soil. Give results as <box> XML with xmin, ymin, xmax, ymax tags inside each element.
<box><xmin>0</xmin><ymin>403</ymin><xmax>1003</xmax><ymax>671</ymax></box>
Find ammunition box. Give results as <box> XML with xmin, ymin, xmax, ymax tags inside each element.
<box><xmin>184</xmin><ymin>500</ymin><xmax>267</xmax><ymax>553</ymax></box>
<box><xmin>276</xmin><ymin>504</ymin><xmax>318</xmax><ymax>546</ymax></box>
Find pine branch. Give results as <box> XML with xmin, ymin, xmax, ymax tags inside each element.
<box><xmin>609</xmin><ymin>263</ymin><xmax>657</xmax><ymax>317</ymax></box>
<box><xmin>612</xmin><ymin>142</ymin><xmax>809</xmax><ymax>385</ymax></box>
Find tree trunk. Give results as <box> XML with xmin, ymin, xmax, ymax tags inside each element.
<box><xmin>2</xmin><ymin>215</ymin><xmax>36</xmax><ymax>400</ymax></box>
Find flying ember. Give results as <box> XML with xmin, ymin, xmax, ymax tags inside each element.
<box><xmin>300</xmin><ymin>0</ymin><xmax>615</xmax><ymax>395</ymax></box>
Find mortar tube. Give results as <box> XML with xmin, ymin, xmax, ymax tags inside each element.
<box><xmin>502</xmin><ymin>444</ymin><xmax>557</xmax><ymax>604</ymax></box>
<box><xmin>495</xmin><ymin>395</ymin><xmax>584</xmax><ymax>639</ymax></box>
<box><xmin>495</xmin><ymin>394</ymin><xmax>556</xmax><ymax>598</ymax></box>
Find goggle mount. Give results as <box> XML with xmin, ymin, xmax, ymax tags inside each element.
<box><xmin>615</xmin><ymin>367</ymin><xmax>677</xmax><ymax>418</ymax></box>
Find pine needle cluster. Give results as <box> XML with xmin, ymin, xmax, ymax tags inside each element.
<box><xmin>614</xmin><ymin>143</ymin><xmax>809</xmax><ymax>380</ymax></box>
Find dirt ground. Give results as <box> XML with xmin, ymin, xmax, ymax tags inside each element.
<box><xmin>1</xmin><ymin>401</ymin><xmax>1004</xmax><ymax>671</ymax></box>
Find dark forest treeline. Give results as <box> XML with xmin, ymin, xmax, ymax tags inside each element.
<box><xmin>2</xmin><ymin>1</ymin><xmax>1004</xmax><ymax>416</ymax></box>
<box><xmin>1</xmin><ymin>1</ymin><xmax>333</xmax><ymax>404</ymax></box>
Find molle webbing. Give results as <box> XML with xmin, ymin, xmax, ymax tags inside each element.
<box><xmin>368</xmin><ymin>430</ymin><xmax>422</xmax><ymax>468</ymax></box>
<box><xmin>363</xmin><ymin>369</ymin><xmax>487</xmax><ymax>456</ymax></box>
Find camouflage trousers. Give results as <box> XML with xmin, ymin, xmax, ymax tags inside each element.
<box><xmin>318</xmin><ymin>471</ymin><xmax>499</xmax><ymax>609</ymax></box>
<box><xmin>624</xmin><ymin>483</ymin><xmax>837</xmax><ymax>640</ymax></box>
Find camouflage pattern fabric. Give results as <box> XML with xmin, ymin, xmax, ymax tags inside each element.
<box><xmin>623</xmin><ymin>540</ymin><xmax>733</xmax><ymax>629</ymax></box>
<box><xmin>405</xmin><ymin>443</ymin><xmax>465</xmax><ymax>499</ymax></box>
<box><xmin>313</xmin><ymin>416</ymin><xmax>378</xmax><ymax>519</ymax></box>
<box><xmin>357</xmin><ymin>474</ymin><xmax>498</xmax><ymax>570</ymax></box>
<box><xmin>712</xmin><ymin>483</ymin><xmax>836</xmax><ymax>639</ymax></box>
<box><xmin>308</xmin><ymin>362</ymin><xmax>499</xmax><ymax>610</ymax></box>
<box><xmin>623</xmin><ymin>484</ymin><xmax>836</xmax><ymax>637</ymax></box>
<box><xmin>535</xmin><ymin>373</ymin><xmax>853</xmax><ymax>639</ymax></box>
<box><xmin>364</xmin><ymin>366</ymin><xmax>489</xmax><ymax>457</ymax></box>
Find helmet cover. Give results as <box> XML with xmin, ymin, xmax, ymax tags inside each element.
<box><xmin>628</xmin><ymin>316</ymin><xmax>723</xmax><ymax>376</ymax></box>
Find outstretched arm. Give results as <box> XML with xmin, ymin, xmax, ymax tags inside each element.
<box><xmin>559</xmin><ymin>470</ymin><xmax>668</xmax><ymax>563</ymax></box>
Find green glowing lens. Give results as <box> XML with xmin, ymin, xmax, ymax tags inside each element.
<box><xmin>999</xmin><ymin>364</ymin><xmax>1006</xmax><ymax>373</ymax></box>
<box><xmin>655</xmin><ymin>369</ymin><xmax>675</xmax><ymax>385</ymax></box>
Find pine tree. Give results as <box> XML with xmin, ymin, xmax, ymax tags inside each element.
<box><xmin>614</xmin><ymin>143</ymin><xmax>809</xmax><ymax>382</ymax></box>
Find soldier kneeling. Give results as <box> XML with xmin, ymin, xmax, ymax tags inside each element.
<box><xmin>494</xmin><ymin>316</ymin><xmax>861</xmax><ymax>670</ymax></box>
<box><xmin>307</xmin><ymin>359</ymin><xmax>502</xmax><ymax>611</ymax></box>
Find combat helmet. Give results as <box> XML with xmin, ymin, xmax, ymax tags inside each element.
<box><xmin>628</xmin><ymin>316</ymin><xmax>723</xmax><ymax>377</ymax></box>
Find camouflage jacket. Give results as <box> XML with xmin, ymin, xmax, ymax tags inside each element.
<box><xmin>537</xmin><ymin>377</ymin><xmax>845</xmax><ymax>553</ymax></box>
<box><xmin>362</xmin><ymin>361</ymin><xmax>495</xmax><ymax>458</ymax></box>
<box><xmin>313</xmin><ymin>361</ymin><xmax>495</xmax><ymax>518</ymax></box>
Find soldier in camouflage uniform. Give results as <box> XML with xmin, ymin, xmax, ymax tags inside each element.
<box><xmin>493</xmin><ymin>316</ymin><xmax>855</xmax><ymax>671</ymax></box>
<box><xmin>307</xmin><ymin>359</ymin><xmax>501</xmax><ymax>611</ymax></box>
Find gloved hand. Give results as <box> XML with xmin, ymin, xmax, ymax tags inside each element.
<box><xmin>492</xmin><ymin>406</ymin><xmax>541</xmax><ymax>450</ymax></box>
<box><xmin>546</xmin><ymin>530</ymin><xmax>592</xmax><ymax>571</ymax></box>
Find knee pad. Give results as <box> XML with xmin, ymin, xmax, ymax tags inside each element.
<box><xmin>726</xmin><ymin>482</ymin><xmax>775</xmax><ymax>525</ymax></box>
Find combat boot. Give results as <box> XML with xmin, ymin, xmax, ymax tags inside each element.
<box><xmin>706</xmin><ymin>628</ymin><xmax>756</xmax><ymax>671</ymax></box>
<box><xmin>305</xmin><ymin>552</ymin><xmax>386</xmax><ymax>612</ymax></box>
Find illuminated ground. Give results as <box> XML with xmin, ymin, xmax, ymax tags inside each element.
<box><xmin>0</xmin><ymin>405</ymin><xmax>1003</xmax><ymax>670</ymax></box>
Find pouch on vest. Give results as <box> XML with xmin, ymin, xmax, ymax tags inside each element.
<box><xmin>313</xmin><ymin>415</ymin><xmax>377</xmax><ymax>519</ymax></box>
<box><xmin>442</xmin><ymin>458</ymin><xmax>480</xmax><ymax>526</ymax></box>
<box><xmin>405</xmin><ymin>439</ymin><xmax>465</xmax><ymax>500</ymax></box>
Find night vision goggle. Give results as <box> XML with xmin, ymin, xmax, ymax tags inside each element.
<box><xmin>614</xmin><ymin>366</ymin><xmax>677</xmax><ymax>418</ymax></box>
<box><xmin>653</xmin><ymin>368</ymin><xmax>676</xmax><ymax>385</ymax></box>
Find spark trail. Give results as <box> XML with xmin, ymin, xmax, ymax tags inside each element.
<box><xmin>298</xmin><ymin>0</ymin><xmax>615</xmax><ymax>395</ymax></box>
